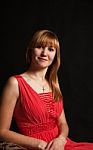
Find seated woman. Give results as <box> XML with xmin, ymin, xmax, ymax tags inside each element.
<box><xmin>0</xmin><ymin>29</ymin><xmax>93</xmax><ymax>150</ymax></box>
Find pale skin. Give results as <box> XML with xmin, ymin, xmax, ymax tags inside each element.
<box><xmin>0</xmin><ymin>46</ymin><xmax>69</xmax><ymax>150</ymax></box>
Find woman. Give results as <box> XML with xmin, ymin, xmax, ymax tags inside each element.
<box><xmin>0</xmin><ymin>29</ymin><xmax>93</xmax><ymax>150</ymax></box>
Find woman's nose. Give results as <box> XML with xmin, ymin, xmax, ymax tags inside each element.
<box><xmin>41</xmin><ymin>47</ymin><xmax>48</xmax><ymax>55</ymax></box>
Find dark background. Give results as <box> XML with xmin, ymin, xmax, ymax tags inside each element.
<box><xmin>1</xmin><ymin>0</ymin><xmax>93</xmax><ymax>142</ymax></box>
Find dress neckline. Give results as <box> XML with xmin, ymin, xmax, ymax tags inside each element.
<box><xmin>17</xmin><ymin>75</ymin><xmax>52</xmax><ymax>95</ymax></box>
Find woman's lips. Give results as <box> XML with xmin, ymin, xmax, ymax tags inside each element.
<box><xmin>38</xmin><ymin>57</ymin><xmax>48</xmax><ymax>61</ymax></box>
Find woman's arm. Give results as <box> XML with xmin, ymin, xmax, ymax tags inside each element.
<box><xmin>0</xmin><ymin>77</ymin><xmax>47</xmax><ymax>149</ymax></box>
<box><xmin>57</xmin><ymin>108</ymin><xmax>69</xmax><ymax>139</ymax></box>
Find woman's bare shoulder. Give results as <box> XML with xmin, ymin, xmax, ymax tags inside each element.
<box><xmin>2</xmin><ymin>76</ymin><xmax>19</xmax><ymax>97</ymax></box>
<box><xmin>7</xmin><ymin>76</ymin><xmax>18</xmax><ymax>87</ymax></box>
<box><xmin>0</xmin><ymin>76</ymin><xmax>19</xmax><ymax>105</ymax></box>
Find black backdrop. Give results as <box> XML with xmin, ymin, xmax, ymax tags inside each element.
<box><xmin>1</xmin><ymin>0</ymin><xmax>93</xmax><ymax>142</ymax></box>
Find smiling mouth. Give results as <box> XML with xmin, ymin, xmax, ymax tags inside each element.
<box><xmin>38</xmin><ymin>57</ymin><xmax>48</xmax><ymax>61</ymax></box>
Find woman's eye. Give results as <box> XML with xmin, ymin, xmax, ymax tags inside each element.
<box><xmin>36</xmin><ymin>45</ymin><xmax>42</xmax><ymax>48</ymax></box>
<box><xmin>48</xmin><ymin>48</ymin><xmax>55</xmax><ymax>51</ymax></box>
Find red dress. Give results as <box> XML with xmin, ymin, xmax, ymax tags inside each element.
<box><xmin>14</xmin><ymin>75</ymin><xmax>93</xmax><ymax>150</ymax></box>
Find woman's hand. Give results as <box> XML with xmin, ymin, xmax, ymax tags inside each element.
<box><xmin>38</xmin><ymin>140</ymin><xmax>48</xmax><ymax>150</ymax></box>
<box><xmin>45</xmin><ymin>137</ymin><xmax>66</xmax><ymax>150</ymax></box>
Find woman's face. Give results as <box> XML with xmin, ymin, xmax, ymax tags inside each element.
<box><xmin>30</xmin><ymin>45</ymin><xmax>56</xmax><ymax>69</ymax></box>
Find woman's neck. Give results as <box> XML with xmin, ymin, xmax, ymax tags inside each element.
<box><xmin>26</xmin><ymin>67</ymin><xmax>48</xmax><ymax>81</ymax></box>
